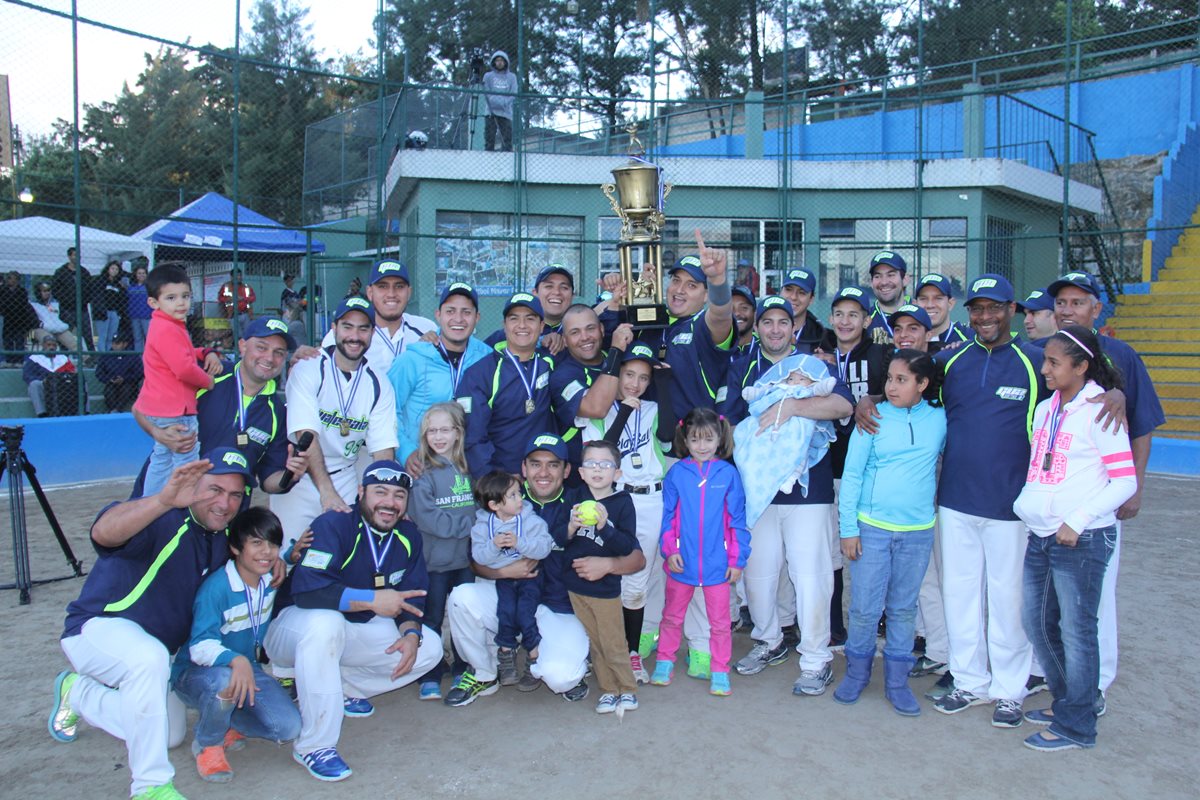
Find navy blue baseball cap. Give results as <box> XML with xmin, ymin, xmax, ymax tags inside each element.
<box><xmin>782</xmin><ymin>268</ymin><xmax>816</xmax><ymax>294</ymax></box>
<box><xmin>369</xmin><ymin>259</ymin><xmax>410</xmax><ymax>285</ymax></box>
<box><xmin>525</xmin><ymin>433</ymin><xmax>569</xmax><ymax>461</ymax></box>
<box><xmin>669</xmin><ymin>255</ymin><xmax>706</xmax><ymax>284</ymax></box>
<box><xmin>622</xmin><ymin>342</ymin><xmax>660</xmax><ymax>367</ymax></box>
<box><xmin>204</xmin><ymin>447</ymin><xmax>256</xmax><ymax>487</ymax></box>
<box><xmin>869</xmin><ymin>251</ymin><xmax>907</xmax><ymax>275</ymax></box>
<box><xmin>333</xmin><ymin>295</ymin><xmax>376</xmax><ymax>324</ymax></box>
<box><xmin>916</xmin><ymin>273</ymin><xmax>953</xmax><ymax>298</ymax></box>
<box><xmin>1017</xmin><ymin>289</ymin><xmax>1055</xmax><ymax>313</ymax></box>
<box><xmin>503</xmin><ymin>292</ymin><xmax>544</xmax><ymax>319</ymax></box>
<box><xmin>888</xmin><ymin>303</ymin><xmax>932</xmax><ymax>330</ymax></box>
<box><xmin>439</xmin><ymin>281</ymin><xmax>479</xmax><ymax>309</ymax></box>
<box><xmin>1047</xmin><ymin>271</ymin><xmax>1101</xmax><ymax>299</ymax></box>
<box><xmin>240</xmin><ymin>316</ymin><xmax>297</xmax><ymax>350</ymax></box>
<box><xmin>831</xmin><ymin>286</ymin><xmax>872</xmax><ymax>313</ymax></box>
<box><xmin>362</xmin><ymin>460</ymin><xmax>413</xmax><ymax>490</ymax></box>
<box><xmin>534</xmin><ymin>264</ymin><xmax>575</xmax><ymax>291</ymax></box>
<box><xmin>966</xmin><ymin>274</ymin><xmax>1015</xmax><ymax>304</ymax></box>
<box><xmin>732</xmin><ymin>285</ymin><xmax>755</xmax><ymax>306</ymax></box>
<box><xmin>756</xmin><ymin>295</ymin><xmax>794</xmax><ymax>322</ymax></box>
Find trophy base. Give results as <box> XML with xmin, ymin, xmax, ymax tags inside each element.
<box><xmin>622</xmin><ymin>304</ymin><xmax>671</xmax><ymax>331</ymax></box>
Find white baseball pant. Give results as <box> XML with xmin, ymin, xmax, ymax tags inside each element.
<box><xmin>446</xmin><ymin>580</ymin><xmax>588</xmax><ymax>693</ymax></box>
<box><xmin>269</xmin><ymin>468</ymin><xmax>359</xmax><ymax>555</ymax></box>
<box><xmin>620</xmin><ymin>490</ymin><xmax>662</xmax><ymax>610</ymax></box>
<box><xmin>915</xmin><ymin>520</ymin><xmax>949</xmax><ymax>663</ymax></box>
<box><xmin>938</xmin><ymin>507</ymin><xmax>1032</xmax><ymax>702</ymax></box>
<box><xmin>1098</xmin><ymin>521</ymin><xmax>1121</xmax><ymax>691</ymax></box>
<box><xmin>263</xmin><ymin>607</ymin><xmax>441</xmax><ymax>755</ymax></box>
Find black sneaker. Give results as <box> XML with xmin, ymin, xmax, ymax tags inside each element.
<box><xmin>924</xmin><ymin>670</ymin><xmax>955</xmax><ymax>701</ymax></box>
<box><xmin>562</xmin><ymin>679</ymin><xmax>589</xmax><ymax>702</ymax></box>
<box><xmin>992</xmin><ymin>698</ymin><xmax>1024</xmax><ymax>728</ymax></box>
<box><xmin>1025</xmin><ymin>674</ymin><xmax>1049</xmax><ymax>696</ymax></box>
<box><xmin>497</xmin><ymin>648</ymin><xmax>519</xmax><ymax>686</ymax></box>
<box><xmin>738</xmin><ymin>606</ymin><xmax>753</xmax><ymax>631</ymax></box>
<box><xmin>443</xmin><ymin>672</ymin><xmax>499</xmax><ymax>707</ymax></box>
<box><xmin>910</xmin><ymin>655</ymin><xmax>948</xmax><ymax>677</ymax></box>
<box><xmin>516</xmin><ymin>659</ymin><xmax>541</xmax><ymax>693</ymax></box>
<box><xmin>828</xmin><ymin>631</ymin><xmax>847</xmax><ymax>651</ymax></box>
<box><xmin>781</xmin><ymin>624</ymin><xmax>800</xmax><ymax>649</ymax></box>
<box><xmin>912</xmin><ymin>636</ymin><xmax>927</xmax><ymax>655</ymax></box>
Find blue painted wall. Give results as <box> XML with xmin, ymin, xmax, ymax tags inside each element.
<box><xmin>9</xmin><ymin>414</ymin><xmax>145</xmax><ymax>487</ymax></box>
<box><xmin>1147</xmin><ymin>121</ymin><xmax>1200</xmax><ymax>279</ymax></box>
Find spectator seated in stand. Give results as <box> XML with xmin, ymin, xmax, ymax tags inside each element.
<box><xmin>23</xmin><ymin>334</ymin><xmax>80</xmax><ymax>417</ymax></box>
<box><xmin>95</xmin><ymin>329</ymin><xmax>144</xmax><ymax>413</ymax></box>
<box><xmin>30</xmin><ymin>281</ymin><xmax>79</xmax><ymax>351</ymax></box>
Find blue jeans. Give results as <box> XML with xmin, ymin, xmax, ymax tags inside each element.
<box><xmin>131</xmin><ymin>317</ymin><xmax>151</xmax><ymax>352</ymax></box>
<box><xmin>143</xmin><ymin>415</ymin><xmax>200</xmax><ymax>496</ymax></box>
<box><xmin>846</xmin><ymin>522</ymin><xmax>934</xmax><ymax>661</ymax></box>
<box><xmin>174</xmin><ymin>663</ymin><xmax>300</xmax><ymax>748</ymax></box>
<box><xmin>419</xmin><ymin>566</ymin><xmax>474</xmax><ymax>683</ymax></box>
<box><xmin>94</xmin><ymin>311</ymin><xmax>119</xmax><ymax>352</ymax></box>
<box><xmin>495</xmin><ymin>576</ymin><xmax>541</xmax><ymax>651</ymax></box>
<box><xmin>1023</xmin><ymin>527</ymin><xmax>1114</xmax><ymax>746</ymax></box>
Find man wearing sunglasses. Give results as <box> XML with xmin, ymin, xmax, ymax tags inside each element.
<box><xmin>264</xmin><ymin>462</ymin><xmax>441</xmax><ymax>782</ymax></box>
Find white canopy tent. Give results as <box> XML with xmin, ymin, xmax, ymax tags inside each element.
<box><xmin>0</xmin><ymin>216</ymin><xmax>154</xmax><ymax>275</ymax></box>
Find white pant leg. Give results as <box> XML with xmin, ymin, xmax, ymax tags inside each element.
<box><xmin>61</xmin><ymin>618</ymin><xmax>174</xmax><ymax>795</ymax></box>
<box><xmin>780</xmin><ymin>504</ymin><xmax>834</xmax><ymax>671</ymax></box>
<box><xmin>828</xmin><ymin>489</ymin><xmax>844</xmax><ymax>571</ymax></box>
<box><xmin>744</xmin><ymin>505</ymin><xmax>785</xmax><ymax>649</ymax></box>
<box><xmin>916</xmin><ymin>519</ymin><xmax>950</xmax><ymax>663</ymax></box>
<box><xmin>529</xmin><ymin>607</ymin><xmax>589</xmax><ymax>693</ymax></box>
<box><xmin>981</xmin><ymin>518</ymin><xmax>1032</xmax><ymax>701</ymax></box>
<box><xmin>1098</xmin><ymin>521</ymin><xmax>1121</xmax><ymax>691</ymax></box>
<box><xmin>643</xmin><ymin>550</ymin><xmax>710</xmax><ymax>653</ymax></box>
<box><xmin>337</xmin><ymin>617</ymin><xmax>443</xmax><ymax>699</ymax></box>
<box><xmin>447</xmin><ymin>581</ymin><xmax>500</xmax><ymax>682</ymax></box>
<box><xmin>776</xmin><ymin>566</ymin><xmax>797</xmax><ymax>628</ymax></box>
<box><xmin>620</xmin><ymin>492</ymin><xmax>663</xmax><ymax>609</ymax></box>
<box><xmin>270</xmin><ymin>470</ymin><xmax>359</xmax><ymax>555</ymax></box>
<box><xmin>939</xmin><ymin>506</ymin><xmax>991</xmax><ymax>697</ymax></box>
<box><xmin>263</xmin><ymin>606</ymin><xmax>346</xmax><ymax>755</ymax></box>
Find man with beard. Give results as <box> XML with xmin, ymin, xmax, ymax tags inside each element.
<box><xmin>731</xmin><ymin>285</ymin><xmax>758</xmax><ymax>355</ymax></box>
<box><xmin>866</xmin><ymin>251</ymin><xmax>911</xmax><ymax>343</ymax></box>
<box><xmin>270</xmin><ymin>297</ymin><xmax>398</xmax><ymax>556</ymax></box>
<box><xmin>265</xmin><ymin>462</ymin><xmax>441</xmax><ymax>782</ymax></box>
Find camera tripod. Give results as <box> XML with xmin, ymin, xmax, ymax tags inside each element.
<box><xmin>1</xmin><ymin>425</ymin><xmax>84</xmax><ymax>604</ymax></box>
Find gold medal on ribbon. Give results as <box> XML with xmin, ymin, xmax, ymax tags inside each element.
<box><xmin>374</xmin><ymin>574</ymin><xmax>386</xmax><ymax>589</ymax></box>
<box><xmin>340</xmin><ymin>420</ymin><xmax>351</xmax><ymax>437</ymax></box>
<box><xmin>525</xmin><ymin>399</ymin><xmax>535</xmax><ymax>415</ymax></box>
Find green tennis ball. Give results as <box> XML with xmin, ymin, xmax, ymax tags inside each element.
<box><xmin>576</xmin><ymin>500</ymin><xmax>600</xmax><ymax>526</ymax></box>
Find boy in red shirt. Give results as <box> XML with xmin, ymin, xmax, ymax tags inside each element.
<box><xmin>134</xmin><ymin>264</ymin><xmax>221</xmax><ymax>495</ymax></box>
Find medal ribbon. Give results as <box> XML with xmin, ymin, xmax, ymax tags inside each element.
<box><xmin>612</xmin><ymin>401</ymin><xmax>641</xmax><ymax>457</ymax></box>
<box><xmin>1042</xmin><ymin>394</ymin><xmax>1067</xmax><ymax>470</ymax></box>
<box><xmin>488</xmin><ymin>512</ymin><xmax>523</xmax><ymax>549</ymax></box>
<box><xmin>437</xmin><ymin>340</ymin><xmax>464</xmax><ymax>394</ymax></box>
<box><xmin>241</xmin><ymin>575</ymin><xmax>269</xmax><ymax>646</ymax></box>
<box><xmin>233</xmin><ymin>366</ymin><xmax>249</xmax><ymax>434</ymax></box>
<box><xmin>364</xmin><ymin>521</ymin><xmax>395</xmax><ymax>577</ymax></box>
<box><xmin>503</xmin><ymin>349</ymin><xmax>539</xmax><ymax>409</ymax></box>
<box><xmin>376</xmin><ymin>326</ymin><xmax>400</xmax><ymax>357</ymax></box>
<box><xmin>331</xmin><ymin>356</ymin><xmax>366</xmax><ymax>430</ymax></box>
<box><xmin>835</xmin><ymin>348</ymin><xmax>852</xmax><ymax>383</ymax></box>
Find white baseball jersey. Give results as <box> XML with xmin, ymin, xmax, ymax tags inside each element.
<box><xmin>321</xmin><ymin>312</ymin><xmax>436</xmax><ymax>374</ymax></box>
<box><xmin>286</xmin><ymin>346</ymin><xmax>398</xmax><ymax>473</ymax></box>
<box><xmin>582</xmin><ymin>399</ymin><xmax>665</xmax><ymax>486</ymax></box>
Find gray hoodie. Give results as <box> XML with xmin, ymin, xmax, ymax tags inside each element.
<box><xmin>470</xmin><ymin>501</ymin><xmax>552</xmax><ymax>569</ymax></box>
<box><xmin>483</xmin><ymin>50</ymin><xmax>518</xmax><ymax>119</ymax></box>
<box><xmin>408</xmin><ymin>462</ymin><xmax>475</xmax><ymax>572</ymax></box>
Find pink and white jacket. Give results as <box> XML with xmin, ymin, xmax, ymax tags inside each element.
<box><xmin>1013</xmin><ymin>381</ymin><xmax>1136</xmax><ymax>537</ymax></box>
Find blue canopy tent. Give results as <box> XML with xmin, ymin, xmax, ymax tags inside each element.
<box><xmin>133</xmin><ymin>192</ymin><xmax>325</xmax><ymax>254</ymax></box>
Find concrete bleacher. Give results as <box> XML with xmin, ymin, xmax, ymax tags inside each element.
<box><xmin>0</xmin><ymin>365</ymin><xmax>110</xmax><ymax>418</ymax></box>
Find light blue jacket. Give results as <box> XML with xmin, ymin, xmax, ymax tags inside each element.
<box><xmin>838</xmin><ymin>399</ymin><xmax>947</xmax><ymax>538</ymax></box>
<box><xmin>387</xmin><ymin>336</ymin><xmax>490</xmax><ymax>464</ymax></box>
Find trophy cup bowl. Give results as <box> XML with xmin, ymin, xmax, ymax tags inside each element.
<box><xmin>602</xmin><ymin>161</ymin><xmax>672</xmax><ymax>330</ymax></box>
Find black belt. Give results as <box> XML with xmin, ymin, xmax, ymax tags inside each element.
<box><xmin>624</xmin><ymin>482</ymin><xmax>663</xmax><ymax>494</ymax></box>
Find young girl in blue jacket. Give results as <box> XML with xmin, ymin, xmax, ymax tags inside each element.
<box><xmin>833</xmin><ymin>349</ymin><xmax>947</xmax><ymax>715</ymax></box>
<box><xmin>650</xmin><ymin>408</ymin><xmax>751</xmax><ymax>696</ymax></box>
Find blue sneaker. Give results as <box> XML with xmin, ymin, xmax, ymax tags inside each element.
<box><xmin>1023</xmin><ymin>731</ymin><xmax>1092</xmax><ymax>752</ymax></box>
<box><xmin>343</xmin><ymin>697</ymin><xmax>374</xmax><ymax>717</ymax></box>
<box><xmin>650</xmin><ymin>660</ymin><xmax>674</xmax><ymax>686</ymax></box>
<box><xmin>49</xmin><ymin>670</ymin><xmax>80</xmax><ymax>743</ymax></box>
<box><xmin>710</xmin><ymin>672</ymin><xmax>732</xmax><ymax>696</ymax></box>
<box><xmin>418</xmin><ymin>681</ymin><xmax>442</xmax><ymax>701</ymax></box>
<box><xmin>294</xmin><ymin>747</ymin><xmax>353</xmax><ymax>781</ymax></box>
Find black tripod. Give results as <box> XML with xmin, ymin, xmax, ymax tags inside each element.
<box><xmin>1</xmin><ymin>425</ymin><xmax>84</xmax><ymax>604</ymax></box>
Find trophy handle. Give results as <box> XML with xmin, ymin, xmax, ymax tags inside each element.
<box><xmin>662</xmin><ymin>182</ymin><xmax>673</xmax><ymax>202</ymax></box>
<box><xmin>601</xmin><ymin>183</ymin><xmax>625</xmax><ymax>219</ymax></box>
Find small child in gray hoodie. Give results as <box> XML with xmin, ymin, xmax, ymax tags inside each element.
<box><xmin>407</xmin><ymin>403</ymin><xmax>477</xmax><ymax>700</ymax></box>
<box><xmin>471</xmin><ymin>469</ymin><xmax>553</xmax><ymax>685</ymax></box>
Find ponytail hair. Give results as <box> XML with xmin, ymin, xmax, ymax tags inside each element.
<box><xmin>1051</xmin><ymin>324</ymin><xmax>1123</xmax><ymax>392</ymax></box>
<box><xmin>674</xmin><ymin>407</ymin><xmax>734</xmax><ymax>461</ymax></box>
<box><xmin>886</xmin><ymin>348</ymin><xmax>944</xmax><ymax>407</ymax></box>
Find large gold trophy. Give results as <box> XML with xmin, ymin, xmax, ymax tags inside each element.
<box><xmin>602</xmin><ymin>124</ymin><xmax>672</xmax><ymax>330</ymax></box>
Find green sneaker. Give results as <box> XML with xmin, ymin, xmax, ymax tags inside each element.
<box><xmin>637</xmin><ymin>631</ymin><xmax>658</xmax><ymax>660</ymax></box>
<box><xmin>686</xmin><ymin>648</ymin><xmax>711</xmax><ymax>680</ymax></box>
<box><xmin>48</xmin><ymin>670</ymin><xmax>80</xmax><ymax>743</ymax></box>
<box><xmin>132</xmin><ymin>782</ymin><xmax>187</xmax><ymax>800</ymax></box>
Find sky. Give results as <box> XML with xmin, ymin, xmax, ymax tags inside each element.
<box><xmin>2</xmin><ymin>0</ymin><xmax>381</xmax><ymax>140</ymax></box>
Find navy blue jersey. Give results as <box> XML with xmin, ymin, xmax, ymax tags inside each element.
<box><xmin>63</xmin><ymin>506</ymin><xmax>229</xmax><ymax>653</ymax></box>
<box><xmin>286</xmin><ymin>510</ymin><xmax>428</xmax><ymax>626</ymax></box>
<box><xmin>457</xmin><ymin>345</ymin><xmax>556</xmax><ymax>478</ymax></box>
<box><xmin>636</xmin><ymin>310</ymin><xmax>733</xmax><ymax>428</ymax></box>
<box><xmin>551</xmin><ymin>488</ymin><xmax>639</xmax><ymax>599</ymax></box>
<box><xmin>1100</xmin><ymin>335</ymin><xmax>1164</xmax><ymax>440</ymax></box>
<box><xmin>793</xmin><ymin>314</ymin><xmax>826</xmax><ymax>354</ymax></box>
<box><xmin>937</xmin><ymin>321</ymin><xmax>973</xmax><ymax>345</ymax></box>
<box><xmin>817</xmin><ymin>336</ymin><xmax>889</xmax><ymax>479</ymax></box>
<box><xmin>196</xmin><ymin>362</ymin><xmax>288</xmax><ymax>487</ymax></box>
<box><xmin>524</xmin><ymin>487</ymin><xmax>573</xmax><ymax>614</ymax></box>
<box><xmin>936</xmin><ymin>338</ymin><xmax>1048</xmax><ymax>520</ymax></box>
<box><xmin>548</xmin><ymin>351</ymin><xmax>606</xmax><ymax>467</ymax></box>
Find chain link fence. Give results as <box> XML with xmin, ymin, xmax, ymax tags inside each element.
<box><xmin>1</xmin><ymin>0</ymin><xmax>1197</xmax><ymax>416</ymax></box>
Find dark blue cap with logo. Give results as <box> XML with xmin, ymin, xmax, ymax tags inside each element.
<box><xmin>887</xmin><ymin>303</ymin><xmax>932</xmax><ymax>330</ymax></box>
<box><xmin>831</xmin><ymin>285</ymin><xmax>872</xmax><ymax>313</ymax></box>
<box><xmin>534</xmin><ymin>264</ymin><xmax>575</xmax><ymax>291</ymax></box>
<box><xmin>332</xmin><ymin>295</ymin><xmax>376</xmax><ymax>324</ymax></box>
<box><xmin>966</xmin><ymin>274</ymin><xmax>1015</xmax><ymax>304</ymax></box>
<box><xmin>1047</xmin><ymin>271</ymin><xmax>1101</xmax><ymax>299</ymax></box>
<box><xmin>240</xmin><ymin>316</ymin><xmax>297</xmax><ymax>350</ymax></box>
<box><xmin>756</xmin><ymin>295</ymin><xmax>794</xmax><ymax>322</ymax></box>
<box><xmin>439</xmin><ymin>281</ymin><xmax>479</xmax><ymax>309</ymax></box>
<box><xmin>732</xmin><ymin>285</ymin><xmax>755</xmax><ymax>306</ymax></box>
<box><xmin>362</xmin><ymin>460</ymin><xmax>413</xmax><ymax>490</ymax></box>
<box><xmin>869</xmin><ymin>251</ymin><xmax>907</xmax><ymax>275</ymax></box>
<box><xmin>782</xmin><ymin>268</ymin><xmax>816</xmax><ymax>294</ymax></box>
<box><xmin>916</xmin><ymin>273</ymin><xmax>953</xmax><ymax>298</ymax></box>
<box><xmin>670</xmin><ymin>255</ymin><xmax>706</xmax><ymax>284</ymax></box>
<box><xmin>524</xmin><ymin>433</ymin><xmax>569</xmax><ymax>461</ymax></box>
<box><xmin>622</xmin><ymin>342</ymin><xmax>660</xmax><ymax>367</ymax></box>
<box><xmin>1017</xmin><ymin>288</ymin><xmax>1055</xmax><ymax>313</ymax></box>
<box><xmin>369</xmin><ymin>259</ymin><xmax>410</xmax><ymax>285</ymax></box>
<box><xmin>503</xmin><ymin>292</ymin><xmax>544</xmax><ymax>319</ymax></box>
<box><xmin>204</xmin><ymin>447</ymin><xmax>256</xmax><ymax>487</ymax></box>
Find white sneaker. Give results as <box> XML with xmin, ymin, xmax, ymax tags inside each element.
<box><xmin>629</xmin><ymin>651</ymin><xmax>649</xmax><ymax>685</ymax></box>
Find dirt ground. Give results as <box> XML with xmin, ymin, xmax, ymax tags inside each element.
<box><xmin>1</xmin><ymin>473</ymin><xmax>1197</xmax><ymax>799</ymax></box>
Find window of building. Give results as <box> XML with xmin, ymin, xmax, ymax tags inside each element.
<box><xmin>818</xmin><ymin>217</ymin><xmax>968</xmax><ymax>299</ymax></box>
<box><xmin>435</xmin><ymin>211</ymin><xmax>583</xmax><ymax>297</ymax></box>
<box><xmin>985</xmin><ymin>217</ymin><xmax>1022</xmax><ymax>284</ymax></box>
